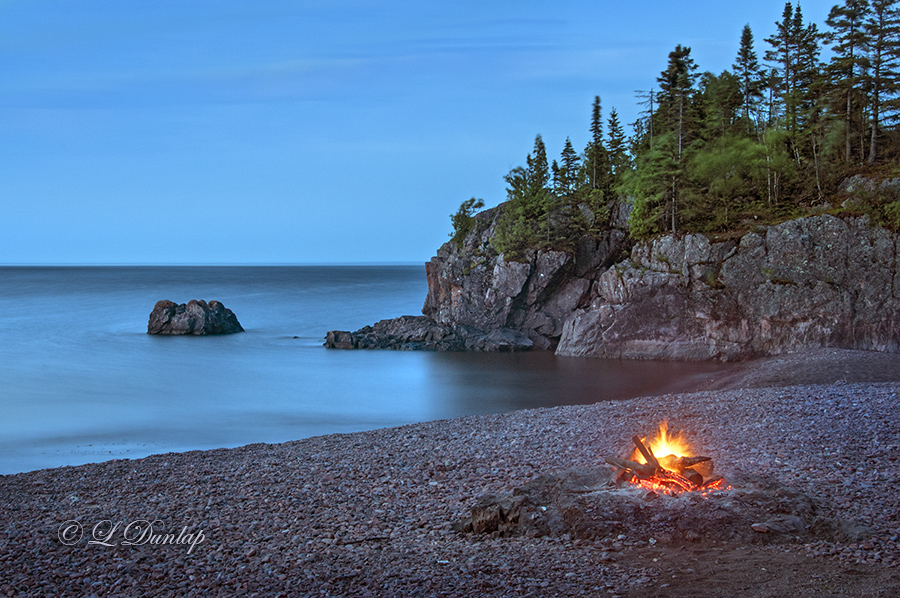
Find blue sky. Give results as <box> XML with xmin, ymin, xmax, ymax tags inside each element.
<box><xmin>0</xmin><ymin>0</ymin><xmax>834</xmax><ymax>264</ymax></box>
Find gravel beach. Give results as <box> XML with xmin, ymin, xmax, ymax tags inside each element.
<box><xmin>2</xmin><ymin>349</ymin><xmax>900</xmax><ymax>597</ymax></box>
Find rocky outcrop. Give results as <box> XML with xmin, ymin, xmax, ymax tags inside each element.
<box><xmin>147</xmin><ymin>299</ymin><xmax>244</xmax><ymax>335</ymax></box>
<box><xmin>327</xmin><ymin>205</ymin><xmax>900</xmax><ymax>359</ymax></box>
<box><xmin>557</xmin><ymin>215</ymin><xmax>900</xmax><ymax>360</ymax></box>
<box><xmin>324</xmin><ymin>316</ymin><xmax>533</xmax><ymax>352</ymax></box>
<box><xmin>325</xmin><ymin>205</ymin><xmax>627</xmax><ymax>352</ymax></box>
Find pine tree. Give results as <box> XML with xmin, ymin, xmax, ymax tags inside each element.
<box><xmin>559</xmin><ymin>137</ymin><xmax>580</xmax><ymax>195</ymax></box>
<box><xmin>590</xmin><ymin>95</ymin><xmax>603</xmax><ymax>146</ymax></box>
<box><xmin>766</xmin><ymin>3</ymin><xmax>823</xmax><ymax>167</ymax></box>
<box><xmin>864</xmin><ymin>0</ymin><xmax>900</xmax><ymax>163</ymax></box>
<box><xmin>765</xmin><ymin>3</ymin><xmax>796</xmax><ymax>126</ymax></box>
<box><xmin>449</xmin><ymin>198</ymin><xmax>485</xmax><ymax>248</ymax></box>
<box><xmin>526</xmin><ymin>134</ymin><xmax>550</xmax><ymax>196</ymax></box>
<box><xmin>607</xmin><ymin>108</ymin><xmax>628</xmax><ymax>176</ymax></box>
<box><xmin>657</xmin><ymin>44</ymin><xmax>698</xmax><ymax>158</ymax></box>
<box><xmin>622</xmin><ymin>132</ymin><xmax>681</xmax><ymax>237</ymax></box>
<box><xmin>587</xmin><ymin>96</ymin><xmax>606</xmax><ymax>190</ymax></box>
<box><xmin>733</xmin><ymin>24</ymin><xmax>764</xmax><ymax>128</ymax></box>
<box><xmin>826</xmin><ymin>0</ymin><xmax>872</xmax><ymax>162</ymax></box>
<box><xmin>795</xmin><ymin>13</ymin><xmax>824</xmax><ymax>135</ymax></box>
<box><xmin>654</xmin><ymin>45</ymin><xmax>698</xmax><ymax>232</ymax></box>
<box><xmin>697</xmin><ymin>71</ymin><xmax>743</xmax><ymax>140</ymax></box>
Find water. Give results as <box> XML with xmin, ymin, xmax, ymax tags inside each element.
<box><xmin>0</xmin><ymin>266</ymin><xmax>736</xmax><ymax>475</ymax></box>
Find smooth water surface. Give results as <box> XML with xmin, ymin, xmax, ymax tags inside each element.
<box><xmin>0</xmin><ymin>266</ymin><xmax>736</xmax><ymax>474</ymax></box>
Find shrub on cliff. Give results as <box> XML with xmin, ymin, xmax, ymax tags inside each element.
<box><xmin>449</xmin><ymin>197</ymin><xmax>485</xmax><ymax>249</ymax></box>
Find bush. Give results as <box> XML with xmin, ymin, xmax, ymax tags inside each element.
<box><xmin>449</xmin><ymin>198</ymin><xmax>485</xmax><ymax>249</ymax></box>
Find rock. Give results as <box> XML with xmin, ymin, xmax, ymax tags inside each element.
<box><xmin>326</xmin><ymin>197</ymin><xmax>900</xmax><ymax>358</ymax></box>
<box><xmin>147</xmin><ymin>300</ymin><xmax>244</xmax><ymax>335</ymax></box>
<box><xmin>457</xmin><ymin>467</ymin><xmax>837</xmax><ymax>545</ymax></box>
<box><xmin>324</xmin><ymin>316</ymin><xmax>533</xmax><ymax>352</ymax></box>
<box><xmin>418</xmin><ymin>206</ymin><xmax>628</xmax><ymax>350</ymax></box>
<box><xmin>557</xmin><ymin>215</ymin><xmax>900</xmax><ymax>360</ymax></box>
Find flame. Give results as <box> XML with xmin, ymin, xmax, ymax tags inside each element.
<box><xmin>633</xmin><ymin>421</ymin><xmax>691</xmax><ymax>464</ymax></box>
<box><xmin>620</xmin><ymin>422</ymin><xmax>731</xmax><ymax>495</ymax></box>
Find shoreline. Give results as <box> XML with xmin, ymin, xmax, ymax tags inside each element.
<box><xmin>2</xmin><ymin>348</ymin><xmax>900</xmax><ymax>596</ymax></box>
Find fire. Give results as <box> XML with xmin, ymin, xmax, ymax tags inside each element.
<box><xmin>632</xmin><ymin>421</ymin><xmax>691</xmax><ymax>464</ymax></box>
<box><xmin>606</xmin><ymin>421</ymin><xmax>729</xmax><ymax>495</ymax></box>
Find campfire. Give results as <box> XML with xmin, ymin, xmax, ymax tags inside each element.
<box><xmin>606</xmin><ymin>422</ymin><xmax>726</xmax><ymax>493</ymax></box>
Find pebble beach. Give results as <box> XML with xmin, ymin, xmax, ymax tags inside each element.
<box><xmin>2</xmin><ymin>349</ymin><xmax>900</xmax><ymax>597</ymax></box>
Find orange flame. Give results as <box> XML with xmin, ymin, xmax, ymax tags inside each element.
<box><xmin>633</xmin><ymin>421</ymin><xmax>691</xmax><ymax>464</ymax></box>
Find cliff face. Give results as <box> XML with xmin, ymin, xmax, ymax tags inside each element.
<box><xmin>421</xmin><ymin>207</ymin><xmax>627</xmax><ymax>350</ymax></box>
<box><xmin>327</xmin><ymin>208</ymin><xmax>900</xmax><ymax>360</ymax></box>
<box><xmin>558</xmin><ymin>215</ymin><xmax>900</xmax><ymax>359</ymax></box>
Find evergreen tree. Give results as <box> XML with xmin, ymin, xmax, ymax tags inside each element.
<box><xmin>607</xmin><ymin>108</ymin><xmax>628</xmax><ymax>176</ymax></box>
<box><xmin>526</xmin><ymin>134</ymin><xmax>550</xmax><ymax>196</ymax></box>
<box><xmin>765</xmin><ymin>3</ymin><xmax>797</xmax><ymax>126</ymax></box>
<box><xmin>864</xmin><ymin>0</ymin><xmax>900</xmax><ymax>162</ymax></box>
<box><xmin>793</xmin><ymin>7</ymin><xmax>824</xmax><ymax>136</ymax></box>
<box><xmin>650</xmin><ymin>45</ymin><xmax>698</xmax><ymax>233</ymax></box>
<box><xmin>657</xmin><ymin>45</ymin><xmax>699</xmax><ymax>157</ymax></box>
<box><xmin>590</xmin><ymin>95</ymin><xmax>603</xmax><ymax>145</ymax></box>
<box><xmin>559</xmin><ymin>137</ymin><xmax>580</xmax><ymax>195</ymax></box>
<box><xmin>766</xmin><ymin>3</ymin><xmax>823</xmax><ymax>166</ymax></box>
<box><xmin>733</xmin><ymin>24</ymin><xmax>765</xmax><ymax>128</ymax></box>
<box><xmin>697</xmin><ymin>71</ymin><xmax>744</xmax><ymax>140</ymax></box>
<box><xmin>826</xmin><ymin>0</ymin><xmax>872</xmax><ymax>162</ymax></box>
<box><xmin>551</xmin><ymin>160</ymin><xmax>561</xmax><ymax>194</ymax></box>
<box><xmin>622</xmin><ymin>132</ymin><xmax>681</xmax><ymax>237</ymax></box>
<box><xmin>765</xmin><ymin>3</ymin><xmax>820</xmax><ymax>130</ymax></box>
<box><xmin>587</xmin><ymin>96</ymin><xmax>607</xmax><ymax>190</ymax></box>
<box><xmin>449</xmin><ymin>198</ymin><xmax>485</xmax><ymax>249</ymax></box>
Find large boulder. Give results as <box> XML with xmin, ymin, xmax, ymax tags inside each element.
<box><xmin>147</xmin><ymin>300</ymin><xmax>244</xmax><ymax>335</ymax></box>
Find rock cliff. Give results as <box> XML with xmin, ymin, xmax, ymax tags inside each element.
<box><xmin>326</xmin><ymin>209</ymin><xmax>900</xmax><ymax>360</ymax></box>
<box><xmin>147</xmin><ymin>299</ymin><xmax>244</xmax><ymax>335</ymax></box>
<box><xmin>558</xmin><ymin>215</ymin><xmax>900</xmax><ymax>359</ymax></box>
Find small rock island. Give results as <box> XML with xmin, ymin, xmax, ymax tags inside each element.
<box><xmin>147</xmin><ymin>299</ymin><xmax>244</xmax><ymax>335</ymax></box>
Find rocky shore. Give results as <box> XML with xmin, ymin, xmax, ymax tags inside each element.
<box><xmin>2</xmin><ymin>349</ymin><xmax>900</xmax><ymax>597</ymax></box>
<box><xmin>327</xmin><ymin>212</ymin><xmax>900</xmax><ymax>361</ymax></box>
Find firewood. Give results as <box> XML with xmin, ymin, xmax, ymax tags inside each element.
<box><xmin>657</xmin><ymin>454</ymin><xmax>712</xmax><ymax>472</ymax></box>
<box><xmin>604</xmin><ymin>457</ymin><xmax>656</xmax><ymax>478</ymax></box>
<box><xmin>632</xmin><ymin>436</ymin><xmax>660</xmax><ymax>471</ymax></box>
<box><xmin>653</xmin><ymin>469</ymin><xmax>696</xmax><ymax>492</ymax></box>
<box><xmin>700</xmin><ymin>474</ymin><xmax>724</xmax><ymax>488</ymax></box>
<box><xmin>688</xmin><ymin>459</ymin><xmax>714</xmax><ymax>478</ymax></box>
<box><xmin>683</xmin><ymin>469</ymin><xmax>704</xmax><ymax>487</ymax></box>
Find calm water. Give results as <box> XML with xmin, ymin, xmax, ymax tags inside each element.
<box><xmin>0</xmin><ymin>266</ymin><xmax>735</xmax><ymax>474</ymax></box>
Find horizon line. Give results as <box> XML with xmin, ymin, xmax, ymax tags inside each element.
<box><xmin>0</xmin><ymin>261</ymin><xmax>427</xmax><ymax>267</ymax></box>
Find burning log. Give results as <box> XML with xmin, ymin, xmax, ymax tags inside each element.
<box><xmin>604</xmin><ymin>457</ymin><xmax>655</xmax><ymax>478</ymax></box>
<box><xmin>632</xmin><ymin>435</ymin><xmax>660</xmax><ymax>471</ymax></box>
<box><xmin>606</xmin><ymin>430</ymin><xmax>724</xmax><ymax>492</ymax></box>
<box><xmin>658</xmin><ymin>455</ymin><xmax>711</xmax><ymax>472</ymax></box>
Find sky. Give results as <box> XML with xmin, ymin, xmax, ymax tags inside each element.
<box><xmin>0</xmin><ymin>0</ymin><xmax>836</xmax><ymax>265</ymax></box>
